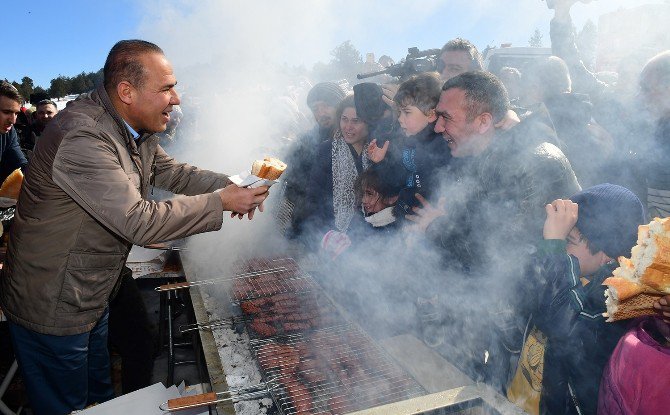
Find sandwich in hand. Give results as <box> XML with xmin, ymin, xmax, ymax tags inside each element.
<box><xmin>604</xmin><ymin>217</ymin><xmax>670</xmax><ymax>322</ymax></box>
<box><xmin>251</xmin><ymin>157</ymin><xmax>287</xmax><ymax>181</ymax></box>
<box><xmin>0</xmin><ymin>169</ymin><xmax>24</xmax><ymax>200</ymax></box>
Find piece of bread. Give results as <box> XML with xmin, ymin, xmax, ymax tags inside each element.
<box><xmin>251</xmin><ymin>157</ymin><xmax>286</xmax><ymax>180</ymax></box>
<box><xmin>604</xmin><ymin>291</ymin><xmax>663</xmax><ymax>322</ymax></box>
<box><xmin>0</xmin><ymin>169</ymin><xmax>23</xmax><ymax>200</ymax></box>
<box><xmin>603</xmin><ymin>217</ymin><xmax>670</xmax><ymax>322</ymax></box>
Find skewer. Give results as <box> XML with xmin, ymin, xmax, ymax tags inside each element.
<box><xmin>154</xmin><ymin>266</ymin><xmax>288</xmax><ymax>292</ymax></box>
<box><xmin>158</xmin><ymin>384</ymin><xmax>271</xmax><ymax>411</ymax></box>
<box><xmin>143</xmin><ymin>243</ymin><xmax>188</xmax><ymax>252</ymax></box>
<box><xmin>179</xmin><ymin>316</ymin><xmax>246</xmax><ymax>333</ymax></box>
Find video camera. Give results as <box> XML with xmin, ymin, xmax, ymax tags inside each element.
<box><xmin>357</xmin><ymin>47</ymin><xmax>441</xmax><ymax>81</ymax></box>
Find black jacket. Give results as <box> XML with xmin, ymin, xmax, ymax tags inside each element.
<box><xmin>0</xmin><ymin>126</ymin><xmax>29</xmax><ymax>183</ymax></box>
<box><xmin>426</xmin><ymin>126</ymin><xmax>580</xmax><ymax>273</ymax></box>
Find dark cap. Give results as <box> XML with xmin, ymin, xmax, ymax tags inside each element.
<box><xmin>306</xmin><ymin>82</ymin><xmax>346</xmax><ymax>108</ymax></box>
<box><xmin>570</xmin><ymin>184</ymin><xmax>646</xmax><ymax>259</ymax></box>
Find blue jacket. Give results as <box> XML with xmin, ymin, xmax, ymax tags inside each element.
<box><xmin>0</xmin><ymin>126</ymin><xmax>28</xmax><ymax>183</ymax></box>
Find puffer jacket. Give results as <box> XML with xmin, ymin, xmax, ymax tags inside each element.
<box><xmin>0</xmin><ymin>86</ymin><xmax>230</xmax><ymax>335</ymax></box>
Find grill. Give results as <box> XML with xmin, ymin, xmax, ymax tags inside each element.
<box><xmin>171</xmin><ymin>251</ymin><xmax>527</xmax><ymax>415</ymax></box>
<box><xmin>251</xmin><ymin>324</ymin><xmax>424</xmax><ymax>415</ymax></box>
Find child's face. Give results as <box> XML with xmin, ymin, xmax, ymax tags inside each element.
<box><xmin>566</xmin><ymin>228</ymin><xmax>609</xmax><ymax>276</ymax></box>
<box><xmin>398</xmin><ymin>105</ymin><xmax>436</xmax><ymax>137</ymax></box>
<box><xmin>361</xmin><ymin>186</ymin><xmax>388</xmax><ymax>215</ymax></box>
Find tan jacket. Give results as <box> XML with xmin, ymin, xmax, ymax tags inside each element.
<box><xmin>0</xmin><ymin>86</ymin><xmax>230</xmax><ymax>335</ymax></box>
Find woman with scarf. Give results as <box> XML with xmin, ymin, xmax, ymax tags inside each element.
<box><xmin>304</xmin><ymin>94</ymin><xmax>371</xmax><ymax>248</ymax></box>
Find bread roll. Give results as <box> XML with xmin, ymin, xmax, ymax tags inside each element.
<box><xmin>251</xmin><ymin>157</ymin><xmax>286</xmax><ymax>180</ymax></box>
<box><xmin>604</xmin><ymin>217</ymin><xmax>670</xmax><ymax>322</ymax></box>
<box><xmin>0</xmin><ymin>169</ymin><xmax>23</xmax><ymax>200</ymax></box>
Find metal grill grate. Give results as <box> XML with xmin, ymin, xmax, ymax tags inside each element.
<box><xmin>229</xmin><ymin>257</ymin><xmax>317</xmax><ymax>304</ymax></box>
<box><xmin>250</xmin><ymin>324</ymin><xmax>424</xmax><ymax>415</ymax></box>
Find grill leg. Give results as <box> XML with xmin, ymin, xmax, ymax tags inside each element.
<box><xmin>167</xmin><ymin>290</ymin><xmax>175</xmax><ymax>386</ymax></box>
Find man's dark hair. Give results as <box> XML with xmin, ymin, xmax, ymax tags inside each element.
<box><xmin>442</xmin><ymin>71</ymin><xmax>510</xmax><ymax>123</ymax></box>
<box><xmin>37</xmin><ymin>99</ymin><xmax>58</xmax><ymax>109</ymax></box>
<box><xmin>527</xmin><ymin>56</ymin><xmax>571</xmax><ymax>99</ymax></box>
<box><xmin>394</xmin><ymin>72</ymin><xmax>442</xmax><ymax>114</ymax></box>
<box><xmin>103</xmin><ymin>40</ymin><xmax>164</xmax><ymax>93</ymax></box>
<box><xmin>440</xmin><ymin>38</ymin><xmax>484</xmax><ymax>71</ymax></box>
<box><xmin>0</xmin><ymin>81</ymin><xmax>23</xmax><ymax>105</ymax></box>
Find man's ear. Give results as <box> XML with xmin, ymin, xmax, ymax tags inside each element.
<box><xmin>476</xmin><ymin>112</ymin><xmax>493</xmax><ymax>134</ymax></box>
<box><xmin>116</xmin><ymin>81</ymin><xmax>134</xmax><ymax>105</ymax></box>
<box><xmin>426</xmin><ymin>108</ymin><xmax>437</xmax><ymax>123</ymax></box>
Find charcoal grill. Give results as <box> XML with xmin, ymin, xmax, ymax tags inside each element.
<box><xmin>179</xmin><ymin>253</ymin><xmax>527</xmax><ymax>415</ymax></box>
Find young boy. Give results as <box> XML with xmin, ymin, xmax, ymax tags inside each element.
<box><xmin>507</xmin><ymin>184</ymin><xmax>646</xmax><ymax>415</ymax></box>
<box><xmin>367</xmin><ymin>72</ymin><xmax>451</xmax><ymax>218</ymax></box>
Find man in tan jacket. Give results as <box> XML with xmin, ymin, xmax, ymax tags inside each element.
<box><xmin>0</xmin><ymin>40</ymin><xmax>268</xmax><ymax>415</ymax></box>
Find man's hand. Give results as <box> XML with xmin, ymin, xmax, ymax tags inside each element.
<box><xmin>381</xmin><ymin>83</ymin><xmax>399</xmax><ymax>111</ymax></box>
<box><xmin>494</xmin><ymin>110</ymin><xmax>520</xmax><ymax>131</ymax></box>
<box><xmin>543</xmin><ymin>199</ymin><xmax>578</xmax><ymax>240</ymax></box>
<box><xmin>405</xmin><ymin>194</ymin><xmax>447</xmax><ymax>234</ymax></box>
<box><xmin>218</xmin><ymin>184</ymin><xmax>269</xmax><ymax>220</ymax></box>
<box><xmin>654</xmin><ymin>295</ymin><xmax>670</xmax><ymax>324</ymax></box>
<box><xmin>367</xmin><ymin>138</ymin><xmax>390</xmax><ymax>163</ymax></box>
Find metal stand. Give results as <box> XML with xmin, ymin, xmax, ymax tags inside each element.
<box><xmin>159</xmin><ymin>284</ymin><xmax>197</xmax><ymax>386</ymax></box>
<box><xmin>0</xmin><ymin>360</ymin><xmax>19</xmax><ymax>415</ymax></box>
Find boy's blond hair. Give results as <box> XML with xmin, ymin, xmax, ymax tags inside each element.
<box><xmin>393</xmin><ymin>72</ymin><xmax>442</xmax><ymax>115</ymax></box>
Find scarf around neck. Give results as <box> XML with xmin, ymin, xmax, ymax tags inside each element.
<box><xmin>332</xmin><ymin>130</ymin><xmax>369</xmax><ymax>232</ymax></box>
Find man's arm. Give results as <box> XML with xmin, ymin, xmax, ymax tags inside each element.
<box><xmin>52</xmin><ymin>129</ymin><xmax>226</xmax><ymax>246</ymax></box>
<box><xmin>152</xmin><ymin>143</ymin><xmax>231</xmax><ymax>195</ymax></box>
<box><xmin>550</xmin><ymin>0</ymin><xmax>608</xmax><ymax>98</ymax></box>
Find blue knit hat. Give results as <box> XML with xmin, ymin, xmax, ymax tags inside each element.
<box><xmin>569</xmin><ymin>184</ymin><xmax>646</xmax><ymax>259</ymax></box>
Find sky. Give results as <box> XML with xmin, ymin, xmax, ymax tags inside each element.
<box><xmin>2</xmin><ymin>0</ymin><xmax>662</xmax><ymax>89</ymax></box>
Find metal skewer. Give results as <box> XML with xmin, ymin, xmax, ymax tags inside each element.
<box><xmin>154</xmin><ymin>266</ymin><xmax>288</xmax><ymax>292</ymax></box>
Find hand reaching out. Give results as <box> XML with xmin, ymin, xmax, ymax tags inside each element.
<box><xmin>367</xmin><ymin>138</ymin><xmax>390</xmax><ymax>163</ymax></box>
<box><xmin>405</xmin><ymin>194</ymin><xmax>447</xmax><ymax>234</ymax></box>
<box><xmin>543</xmin><ymin>199</ymin><xmax>578</xmax><ymax>240</ymax></box>
<box><xmin>653</xmin><ymin>295</ymin><xmax>670</xmax><ymax>324</ymax></box>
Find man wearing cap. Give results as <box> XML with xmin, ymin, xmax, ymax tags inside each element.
<box><xmin>0</xmin><ymin>81</ymin><xmax>29</xmax><ymax>183</ymax></box>
<box><xmin>0</xmin><ymin>39</ymin><xmax>269</xmax><ymax>415</ymax></box>
<box><xmin>283</xmin><ymin>81</ymin><xmax>347</xmax><ymax>239</ymax></box>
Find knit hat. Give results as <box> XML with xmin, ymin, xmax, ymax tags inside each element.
<box><xmin>306</xmin><ymin>82</ymin><xmax>346</xmax><ymax>108</ymax></box>
<box><xmin>569</xmin><ymin>184</ymin><xmax>646</xmax><ymax>259</ymax></box>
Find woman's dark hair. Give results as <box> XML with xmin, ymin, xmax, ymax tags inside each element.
<box><xmin>355</xmin><ymin>163</ymin><xmax>404</xmax><ymax>202</ymax></box>
<box><xmin>335</xmin><ymin>94</ymin><xmax>357</xmax><ymax>126</ymax></box>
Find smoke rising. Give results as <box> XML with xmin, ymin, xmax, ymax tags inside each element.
<box><xmin>134</xmin><ymin>0</ymin><xmax>668</xmax><ymax>412</ymax></box>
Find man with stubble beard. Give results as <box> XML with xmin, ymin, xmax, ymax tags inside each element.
<box><xmin>0</xmin><ymin>40</ymin><xmax>269</xmax><ymax>415</ymax></box>
<box><xmin>283</xmin><ymin>82</ymin><xmax>347</xmax><ymax>240</ymax></box>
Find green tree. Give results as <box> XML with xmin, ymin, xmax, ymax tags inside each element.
<box><xmin>330</xmin><ymin>40</ymin><xmax>363</xmax><ymax>83</ymax></box>
<box><xmin>529</xmin><ymin>28</ymin><xmax>543</xmax><ymax>47</ymax></box>
<box><xmin>16</xmin><ymin>76</ymin><xmax>34</xmax><ymax>100</ymax></box>
<box><xmin>49</xmin><ymin>76</ymin><xmax>71</xmax><ymax>99</ymax></box>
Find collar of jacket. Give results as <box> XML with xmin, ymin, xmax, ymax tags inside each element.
<box><xmin>94</xmin><ymin>85</ymin><xmax>150</xmax><ymax>154</ymax></box>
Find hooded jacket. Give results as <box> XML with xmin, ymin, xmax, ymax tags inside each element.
<box><xmin>0</xmin><ymin>86</ymin><xmax>230</xmax><ymax>335</ymax></box>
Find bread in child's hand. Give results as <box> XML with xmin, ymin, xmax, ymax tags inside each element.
<box><xmin>0</xmin><ymin>169</ymin><xmax>23</xmax><ymax>200</ymax></box>
<box><xmin>251</xmin><ymin>157</ymin><xmax>286</xmax><ymax>180</ymax></box>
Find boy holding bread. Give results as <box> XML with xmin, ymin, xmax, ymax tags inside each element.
<box><xmin>507</xmin><ymin>184</ymin><xmax>646</xmax><ymax>415</ymax></box>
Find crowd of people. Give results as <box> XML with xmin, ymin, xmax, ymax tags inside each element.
<box><xmin>276</xmin><ymin>2</ymin><xmax>670</xmax><ymax>415</ymax></box>
<box><xmin>0</xmin><ymin>0</ymin><xmax>669</xmax><ymax>414</ymax></box>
